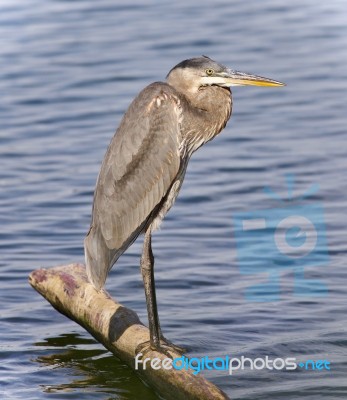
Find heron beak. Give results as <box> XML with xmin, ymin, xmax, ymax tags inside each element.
<box><xmin>201</xmin><ymin>70</ymin><xmax>285</xmax><ymax>87</ymax></box>
<box><xmin>219</xmin><ymin>70</ymin><xmax>285</xmax><ymax>87</ymax></box>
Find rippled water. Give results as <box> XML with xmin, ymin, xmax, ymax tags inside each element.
<box><xmin>1</xmin><ymin>1</ymin><xmax>347</xmax><ymax>399</ymax></box>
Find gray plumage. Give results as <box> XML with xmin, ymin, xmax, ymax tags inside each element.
<box><xmin>84</xmin><ymin>56</ymin><xmax>284</xmax><ymax>353</ymax></box>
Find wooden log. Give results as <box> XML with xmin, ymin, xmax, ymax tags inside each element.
<box><xmin>29</xmin><ymin>263</ymin><xmax>230</xmax><ymax>400</ymax></box>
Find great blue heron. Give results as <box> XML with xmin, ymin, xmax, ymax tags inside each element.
<box><xmin>84</xmin><ymin>56</ymin><xmax>284</xmax><ymax>354</ymax></box>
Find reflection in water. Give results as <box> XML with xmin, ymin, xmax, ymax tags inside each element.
<box><xmin>35</xmin><ymin>333</ymin><xmax>157</xmax><ymax>399</ymax></box>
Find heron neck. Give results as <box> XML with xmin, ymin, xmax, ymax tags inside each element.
<box><xmin>179</xmin><ymin>86</ymin><xmax>232</xmax><ymax>154</ymax></box>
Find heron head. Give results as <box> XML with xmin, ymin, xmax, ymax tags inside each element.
<box><xmin>166</xmin><ymin>56</ymin><xmax>285</xmax><ymax>94</ymax></box>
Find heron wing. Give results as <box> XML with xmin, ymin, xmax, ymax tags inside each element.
<box><xmin>93</xmin><ymin>83</ymin><xmax>182</xmax><ymax>249</ymax></box>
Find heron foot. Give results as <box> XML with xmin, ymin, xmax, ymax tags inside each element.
<box><xmin>135</xmin><ymin>337</ymin><xmax>185</xmax><ymax>359</ymax></box>
<box><xmin>159</xmin><ymin>335</ymin><xmax>186</xmax><ymax>354</ymax></box>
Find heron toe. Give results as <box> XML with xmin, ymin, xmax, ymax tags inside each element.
<box><xmin>135</xmin><ymin>338</ymin><xmax>185</xmax><ymax>359</ymax></box>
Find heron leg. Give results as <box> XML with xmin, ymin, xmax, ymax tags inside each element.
<box><xmin>136</xmin><ymin>228</ymin><xmax>185</xmax><ymax>357</ymax></box>
<box><xmin>141</xmin><ymin>229</ymin><xmax>161</xmax><ymax>346</ymax></box>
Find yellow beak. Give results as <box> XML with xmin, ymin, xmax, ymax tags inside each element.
<box><xmin>202</xmin><ymin>70</ymin><xmax>285</xmax><ymax>87</ymax></box>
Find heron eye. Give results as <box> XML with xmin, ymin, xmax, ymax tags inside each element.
<box><xmin>205</xmin><ymin>68</ymin><xmax>214</xmax><ymax>76</ymax></box>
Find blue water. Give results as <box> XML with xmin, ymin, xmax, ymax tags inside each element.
<box><xmin>1</xmin><ymin>1</ymin><xmax>347</xmax><ymax>399</ymax></box>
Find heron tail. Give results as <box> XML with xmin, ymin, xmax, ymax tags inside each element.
<box><xmin>84</xmin><ymin>226</ymin><xmax>112</xmax><ymax>290</ymax></box>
